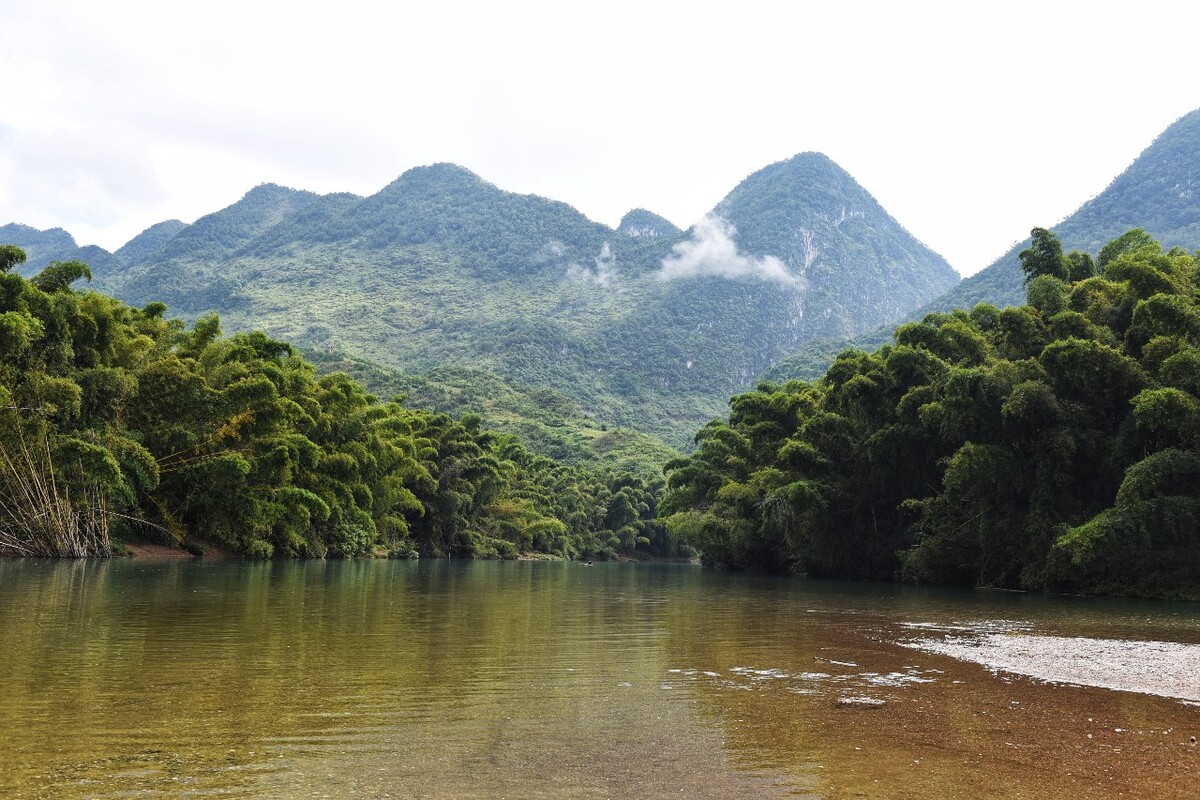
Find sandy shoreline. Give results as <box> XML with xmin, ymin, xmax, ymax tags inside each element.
<box><xmin>901</xmin><ymin>630</ymin><xmax>1200</xmax><ymax>702</ymax></box>
<box><xmin>121</xmin><ymin>542</ymin><xmax>232</xmax><ymax>560</ymax></box>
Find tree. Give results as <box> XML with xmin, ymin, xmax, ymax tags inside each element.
<box><xmin>0</xmin><ymin>245</ymin><xmax>27</xmax><ymax>273</ymax></box>
<box><xmin>1018</xmin><ymin>227</ymin><xmax>1069</xmax><ymax>285</ymax></box>
<box><xmin>1065</xmin><ymin>250</ymin><xmax>1096</xmax><ymax>282</ymax></box>
<box><xmin>1097</xmin><ymin>228</ymin><xmax>1155</xmax><ymax>272</ymax></box>
<box><xmin>31</xmin><ymin>260</ymin><xmax>92</xmax><ymax>293</ymax></box>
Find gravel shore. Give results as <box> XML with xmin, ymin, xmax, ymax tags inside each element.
<box><xmin>902</xmin><ymin>631</ymin><xmax>1200</xmax><ymax>702</ymax></box>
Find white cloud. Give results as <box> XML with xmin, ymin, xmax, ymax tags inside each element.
<box><xmin>567</xmin><ymin>242</ymin><xmax>619</xmax><ymax>287</ymax></box>
<box><xmin>657</xmin><ymin>215</ymin><xmax>795</xmax><ymax>285</ymax></box>
<box><xmin>0</xmin><ymin>124</ymin><xmax>168</xmax><ymax>244</ymax></box>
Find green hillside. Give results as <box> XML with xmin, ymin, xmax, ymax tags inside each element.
<box><xmin>303</xmin><ymin>352</ymin><xmax>680</xmax><ymax>479</ymax></box>
<box><xmin>617</xmin><ymin>208</ymin><xmax>681</xmax><ymax>239</ymax></box>
<box><xmin>114</xmin><ymin>220</ymin><xmax>189</xmax><ymax>266</ymax></box>
<box><xmin>3</xmin><ymin>156</ymin><xmax>959</xmax><ymax>451</ymax></box>
<box><xmin>916</xmin><ymin>108</ymin><xmax>1200</xmax><ymax>316</ymax></box>
<box><xmin>0</xmin><ymin>223</ymin><xmax>124</xmax><ymax>278</ymax></box>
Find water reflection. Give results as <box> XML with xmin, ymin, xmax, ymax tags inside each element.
<box><xmin>1</xmin><ymin>560</ymin><xmax>1197</xmax><ymax>798</ymax></box>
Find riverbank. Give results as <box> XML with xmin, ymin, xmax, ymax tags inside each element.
<box><xmin>115</xmin><ymin>543</ymin><xmax>687</xmax><ymax>563</ymax></box>
<box><xmin>119</xmin><ymin>542</ymin><xmax>233</xmax><ymax>560</ymax></box>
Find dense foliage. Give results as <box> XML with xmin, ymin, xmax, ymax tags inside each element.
<box><xmin>662</xmin><ymin>230</ymin><xmax>1200</xmax><ymax>599</ymax></box>
<box><xmin>0</xmin><ymin>247</ymin><xmax>678</xmax><ymax>561</ymax></box>
<box><xmin>301</xmin><ymin>355</ymin><xmax>680</xmax><ymax>480</ymax></box>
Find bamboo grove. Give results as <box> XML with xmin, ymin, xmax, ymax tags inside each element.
<box><xmin>0</xmin><ymin>245</ymin><xmax>676</xmax><ymax>560</ymax></box>
<box><xmin>662</xmin><ymin>230</ymin><xmax>1200</xmax><ymax>599</ymax></box>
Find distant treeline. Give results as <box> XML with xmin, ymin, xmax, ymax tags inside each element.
<box><xmin>0</xmin><ymin>245</ymin><xmax>678</xmax><ymax>561</ymax></box>
<box><xmin>662</xmin><ymin>229</ymin><xmax>1200</xmax><ymax>599</ymax></box>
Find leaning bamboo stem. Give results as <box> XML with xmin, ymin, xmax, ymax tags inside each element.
<box><xmin>0</xmin><ymin>428</ymin><xmax>112</xmax><ymax>557</ymax></box>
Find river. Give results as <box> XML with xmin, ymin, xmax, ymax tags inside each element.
<box><xmin>1</xmin><ymin>558</ymin><xmax>1197</xmax><ymax>798</ymax></box>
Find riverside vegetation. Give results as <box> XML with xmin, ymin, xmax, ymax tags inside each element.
<box><xmin>0</xmin><ymin>245</ymin><xmax>677</xmax><ymax>561</ymax></box>
<box><xmin>661</xmin><ymin>229</ymin><xmax>1200</xmax><ymax>600</ymax></box>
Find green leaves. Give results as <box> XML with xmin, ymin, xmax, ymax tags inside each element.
<box><xmin>1054</xmin><ymin>448</ymin><xmax>1200</xmax><ymax>599</ymax></box>
<box><xmin>0</xmin><ymin>245</ymin><xmax>27</xmax><ymax>274</ymax></box>
<box><xmin>1019</xmin><ymin>228</ymin><xmax>1069</xmax><ymax>285</ymax></box>
<box><xmin>30</xmin><ymin>260</ymin><xmax>91</xmax><ymax>293</ymax></box>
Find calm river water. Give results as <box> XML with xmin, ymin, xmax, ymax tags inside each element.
<box><xmin>2</xmin><ymin>558</ymin><xmax>1198</xmax><ymax>799</ymax></box>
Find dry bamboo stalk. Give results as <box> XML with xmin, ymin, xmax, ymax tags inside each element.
<box><xmin>0</xmin><ymin>426</ymin><xmax>112</xmax><ymax>557</ymax></box>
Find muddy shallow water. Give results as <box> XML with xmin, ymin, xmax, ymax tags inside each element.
<box><xmin>1</xmin><ymin>559</ymin><xmax>1196</xmax><ymax>798</ymax></box>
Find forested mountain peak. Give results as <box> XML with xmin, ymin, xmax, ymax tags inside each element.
<box><xmin>114</xmin><ymin>219</ymin><xmax>189</xmax><ymax>266</ymax></box>
<box><xmin>618</xmin><ymin>208</ymin><xmax>681</xmax><ymax>239</ymax></box>
<box><xmin>359</xmin><ymin>161</ymin><xmax>598</xmax><ymax>229</ymax></box>
<box><xmin>706</xmin><ymin>150</ymin><xmax>959</xmax><ymax>341</ymax></box>
<box><xmin>340</xmin><ymin>161</ymin><xmax>616</xmax><ymax>274</ymax></box>
<box><xmin>375</xmin><ymin>162</ymin><xmax>495</xmax><ymax>196</ymax></box>
<box><xmin>0</xmin><ymin>223</ymin><xmax>80</xmax><ymax>272</ymax></box>
<box><xmin>149</xmin><ymin>182</ymin><xmax>322</xmax><ymax>263</ymax></box>
<box><xmin>714</xmin><ymin>150</ymin><xmax>939</xmax><ymax>250</ymax></box>
<box><xmin>0</xmin><ymin>222</ymin><xmax>76</xmax><ymax>249</ymax></box>
<box><xmin>241</xmin><ymin>181</ymin><xmax>316</xmax><ymax>204</ymax></box>
<box><xmin>718</xmin><ymin>151</ymin><xmax>872</xmax><ymax>214</ymax></box>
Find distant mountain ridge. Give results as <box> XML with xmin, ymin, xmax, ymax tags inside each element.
<box><xmin>0</xmin><ymin>222</ymin><xmax>123</xmax><ymax>277</ymax></box>
<box><xmin>115</xmin><ymin>219</ymin><xmax>189</xmax><ymax>266</ymax></box>
<box><xmin>2</xmin><ymin>153</ymin><xmax>959</xmax><ymax>449</ymax></box>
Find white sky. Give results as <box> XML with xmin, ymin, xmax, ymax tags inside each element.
<box><xmin>1</xmin><ymin>0</ymin><xmax>1197</xmax><ymax>277</ymax></box>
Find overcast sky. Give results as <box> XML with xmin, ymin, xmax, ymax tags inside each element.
<box><xmin>2</xmin><ymin>1</ymin><xmax>1197</xmax><ymax>276</ymax></box>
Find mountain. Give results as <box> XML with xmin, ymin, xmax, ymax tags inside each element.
<box><xmin>617</xmin><ymin>209</ymin><xmax>681</xmax><ymax>239</ymax></box>
<box><xmin>713</xmin><ymin>152</ymin><xmax>958</xmax><ymax>341</ymax></box>
<box><xmin>155</xmin><ymin>183</ymin><xmax>322</xmax><ymax>263</ymax></box>
<box><xmin>2</xmin><ymin>156</ymin><xmax>958</xmax><ymax>450</ymax></box>
<box><xmin>1</xmin><ymin>223</ymin><xmax>82</xmax><ymax>269</ymax></box>
<box><xmin>114</xmin><ymin>219</ymin><xmax>189</xmax><ymax>266</ymax></box>
<box><xmin>0</xmin><ymin>223</ymin><xmax>125</xmax><ymax>280</ymax></box>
